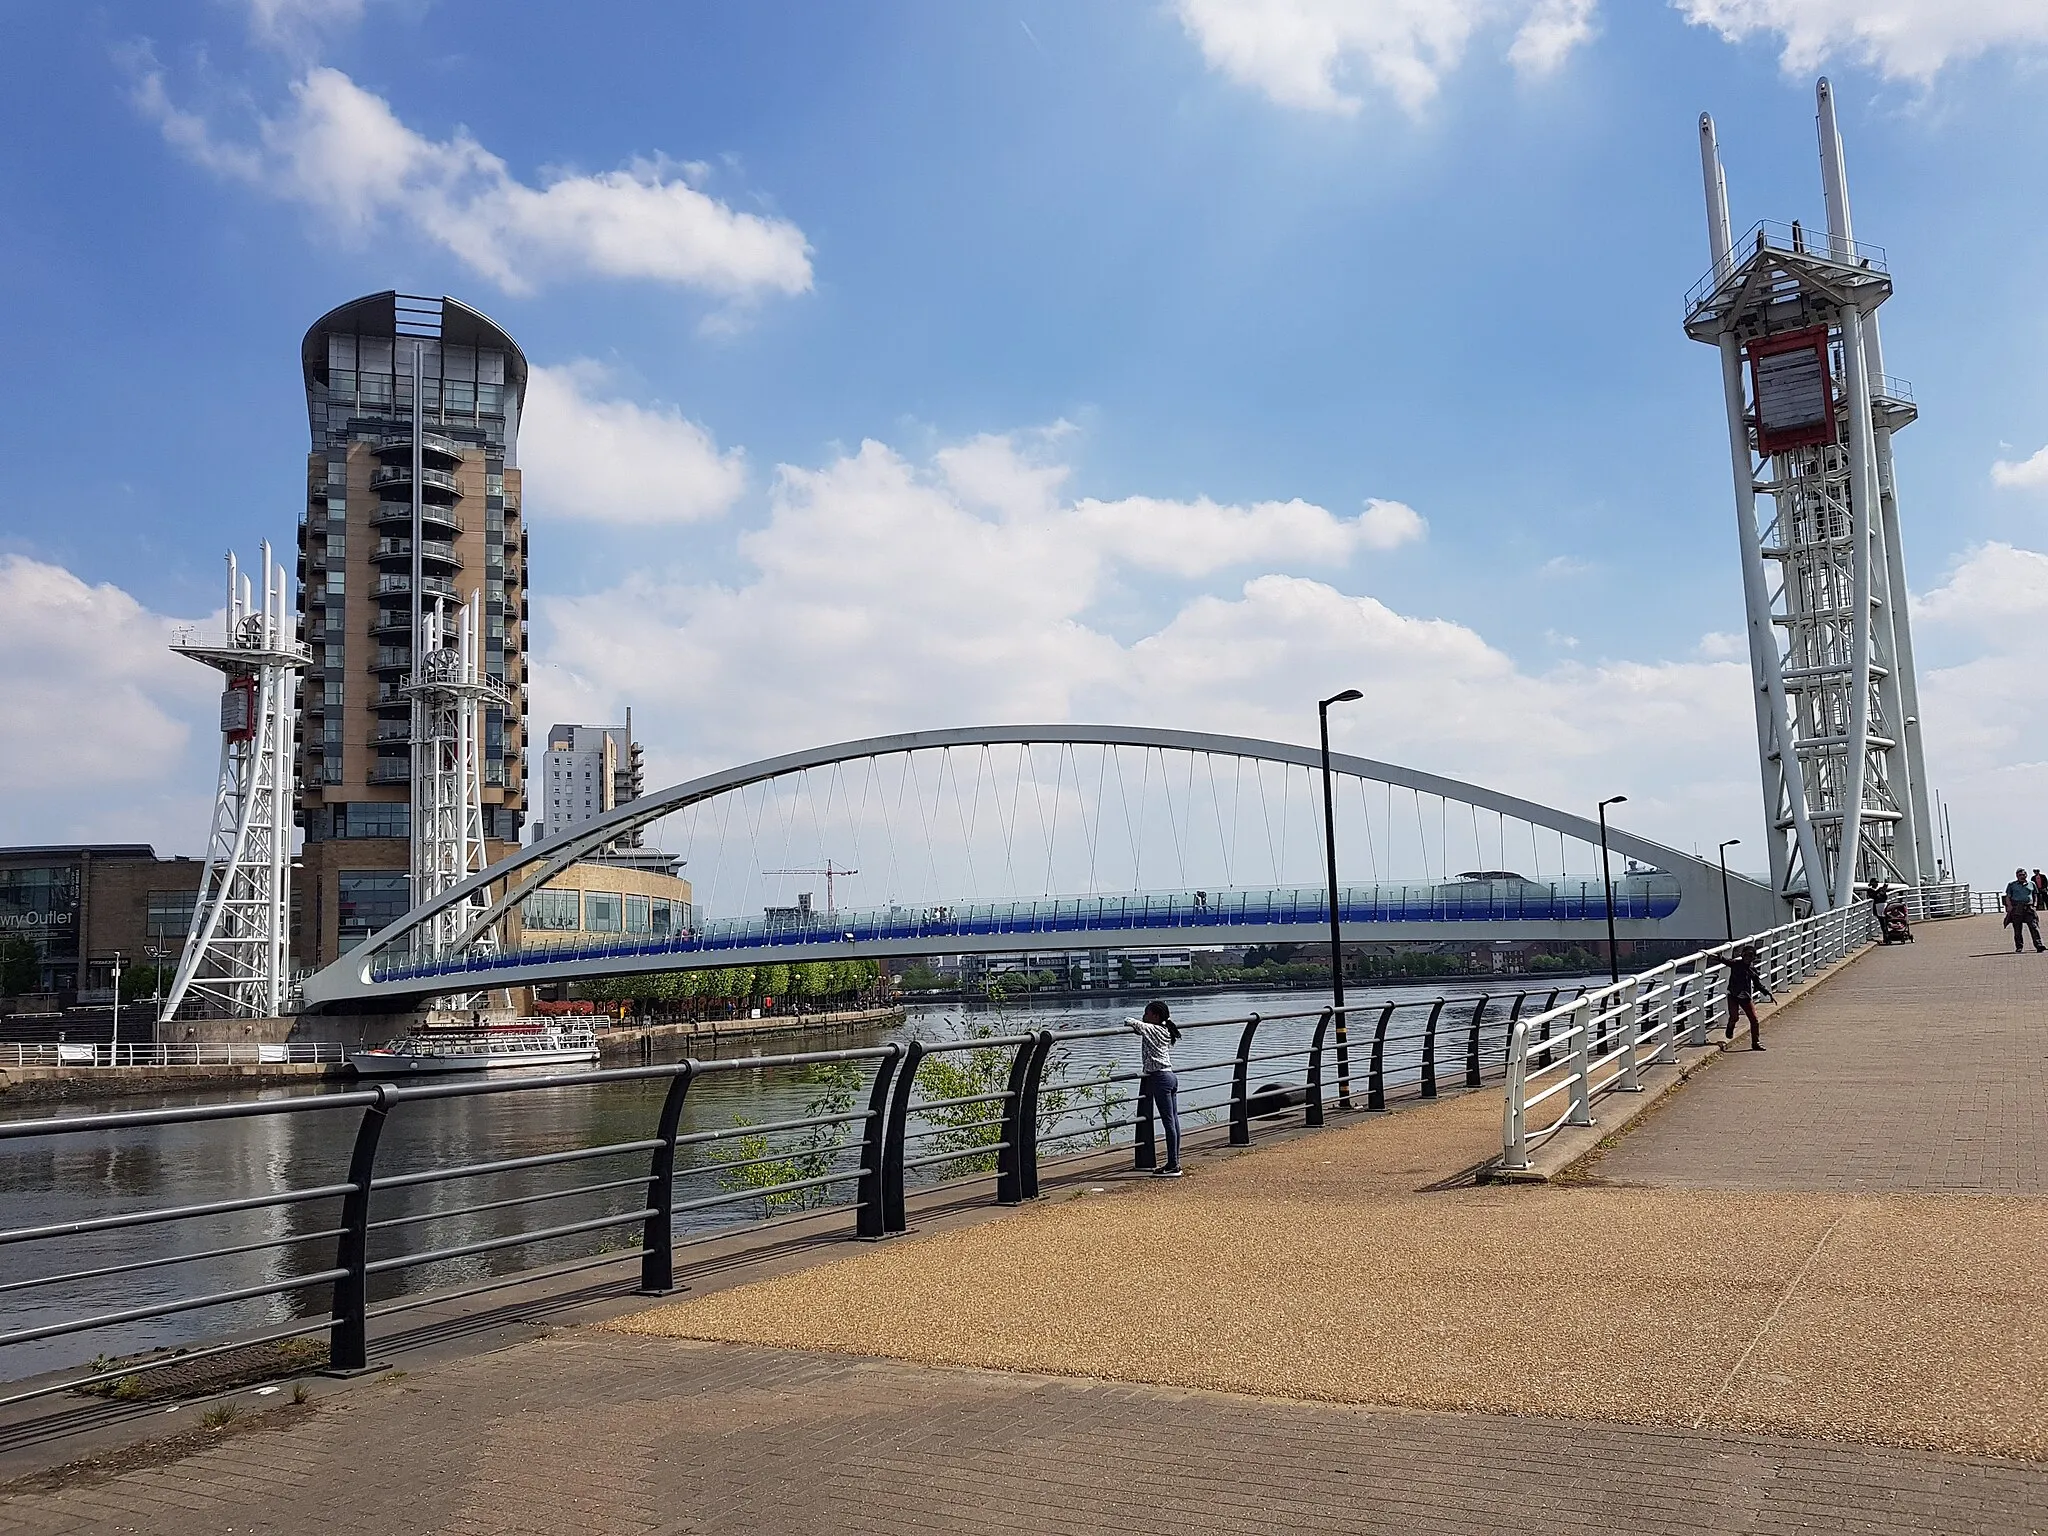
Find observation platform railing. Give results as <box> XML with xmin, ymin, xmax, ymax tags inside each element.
<box><xmin>1498</xmin><ymin>884</ymin><xmax>1973</xmax><ymax>1172</ymax></box>
<box><xmin>0</xmin><ymin>982</ymin><xmax>1581</xmax><ymax>1408</ymax></box>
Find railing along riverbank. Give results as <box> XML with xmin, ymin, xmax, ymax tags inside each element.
<box><xmin>0</xmin><ymin>1041</ymin><xmax>345</xmax><ymax>1070</ymax></box>
<box><xmin>1497</xmin><ymin>883</ymin><xmax>1973</xmax><ymax>1172</ymax></box>
<box><xmin>0</xmin><ymin>983</ymin><xmax>1570</xmax><ymax>1407</ymax></box>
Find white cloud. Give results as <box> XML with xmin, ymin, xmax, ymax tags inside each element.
<box><xmin>1694</xmin><ymin>630</ymin><xmax>1745</xmax><ymax>660</ymax></box>
<box><xmin>243</xmin><ymin>0</ymin><xmax>365</xmax><ymax>54</ymax></box>
<box><xmin>1539</xmin><ymin>554</ymin><xmax>1591</xmax><ymax>578</ymax></box>
<box><xmin>1673</xmin><ymin>0</ymin><xmax>2048</xmax><ymax>80</ymax></box>
<box><xmin>1910</xmin><ymin>542</ymin><xmax>2048</xmax><ymax>882</ymax></box>
<box><xmin>1173</xmin><ymin>0</ymin><xmax>1597</xmax><ymax>116</ymax></box>
<box><xmin>520</xmin><ymin>364</ymin><xmax>747</xmax><ymax>526</ymax></box>
<box><xmin>131</xmin><ymin>64</ymin><xmax>813</xmax><ymax>301</ymax></box>
<box><xmin>1992</xmin><ymin>445</ymin><xmax>2048</xmax><ymax>489</ymax></box>
<box><xmin>0</xmin><ymin>557</ymin><xmax>219</xmax><ymax>848</ymax></box>
<box><xmin>530</xmin><ymin>428</ymin><xmax>1758</xmax><ymax>861</ymax></box>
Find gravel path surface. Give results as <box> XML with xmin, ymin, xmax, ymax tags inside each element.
<box><xmin>617</xmin><ymin>1036</ymin><xmax>2048</xmax><ymax>1459</ymax></box>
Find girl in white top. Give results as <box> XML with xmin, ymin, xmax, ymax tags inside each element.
<box><xmin>1128</xmin><ymin>999</ymin><xmax>1183</xmax><ymax>1177</ymax></box>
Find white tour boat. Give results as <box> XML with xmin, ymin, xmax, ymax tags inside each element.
<box><xmin>347</xmin><ymin>1022</ymin><xmax>599</xmax><ymax>1077</ymax></box>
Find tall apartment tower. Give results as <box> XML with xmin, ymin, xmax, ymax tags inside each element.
<box><xmin>295</xmin><ymin>293</ymin><xmax>530</xmax><ymax>966</ymax></box>
<box><xmin>539</xmin><ymin>710</ymin><xmax>644</xmax><ymax>846</ymax></box>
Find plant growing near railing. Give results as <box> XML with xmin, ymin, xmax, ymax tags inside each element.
<box><xmin>717</xmin><ymin>1061</ymin><xmax>866</xmax><ymax>1214</ymax></box>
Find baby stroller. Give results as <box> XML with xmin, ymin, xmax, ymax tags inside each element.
<box><xmin>1880</xmin><ymin>896</ymin><xmax>1914</xmax><ymax>944</ymax></box>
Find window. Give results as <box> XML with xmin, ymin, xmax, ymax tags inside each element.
<box><xmin>524</xmin><ymin>889</ymin><xmax>579</xmax><ymax>930</ymax></box>
<box><xmin>625</xmin><ymin>895</ymin><xmax>651</xmax><ymax>934</ymax></box>
<box><xmin>337</xmin><ymin>873</ymin><xmax>411</xmax><ymax>948</ymax></box>
<box><xmin>650</xmin><ymin>899</ymin><xmax>672</xmax><ymax>937</ymax></box>
<box><xmin>585</xmin><ymin>892</ymin><xmax>622</xmax><ymax>932</ymax></box>
<box><xmin>147</xmin><ymin>889</ymin><xmax>199</xmax><ymax>938</ymax></box>
<box><xmin>340</xmin><ymin>803</ymin><xmax>409</xmax><ymax>839</ymax></box>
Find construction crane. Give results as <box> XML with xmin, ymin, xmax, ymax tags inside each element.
<box><xmin>761</xmin><ymin>861</ymin><xmax>858</xmax><ymax>915</ymax></box>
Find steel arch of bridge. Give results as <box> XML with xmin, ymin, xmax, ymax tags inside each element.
<box><xmin>301</xmin><ymin>725</ymin><xmax>1781</xmax><ymax>1011</ymax></box>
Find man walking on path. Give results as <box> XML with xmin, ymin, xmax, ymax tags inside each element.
<box><xmin>2005</xmin><ymin>868</ymin><xmax>2045</xmax><ymax>954</ymax></box>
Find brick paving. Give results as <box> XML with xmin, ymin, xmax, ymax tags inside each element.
<box><xmin>5</xmin><ymin>1333</ymin><xmax>2045</xmax><ymax>1535</ymax></box>
<box><xmin>1593</xmin><ymin>914</ymin><xmax>2048</xmax><ymax>1193</ymax></box>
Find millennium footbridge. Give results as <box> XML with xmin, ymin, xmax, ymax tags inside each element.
<box><xmin>300</xmin><ymin>725</ymin><xmax>1777</xmax><ymax>1011</ymax></box>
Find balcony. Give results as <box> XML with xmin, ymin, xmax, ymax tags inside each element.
<box><xmin>375</xmin><ymin>573</ymin><xmax>457</xmax><ymax>600</ymax></box>
<box><xmin>372</xmin><ymin>431</ymin><xmax>464</xmax><ymax>465</ymax></box>
<box><xmin>370</xmin><ymin>464</ymin><xmax>461</xmax><ymax>499</ymax></box>
<box><xmin>375</xmin><ymin>537</ymin><xmax>462</xmax><ymax>570</ymax></box>
<box><xmin>368</xmin><ymin>761</ymin><xmax>411</xmax><ymax>784</ymax></box>
<box><xmin>370</xmin><ymin>722</ymin><xmax>412</xmax><ymax>744</ymax></box>
<box><xmin>372</xmin><ymin>646</ymin><xmax>413</xmax><ymax>672</ymax></box>
<box><xmin>372</xmin><ymin>503</ymin><xmax>465</xmax><ymax>534</ymax></box>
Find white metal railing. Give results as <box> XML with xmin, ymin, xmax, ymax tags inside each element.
<box><xmin>1499</xmin><ymin>884</ymin><xmax>1971</xmax><ymax>1170</ymax></box>
<box><xmin>0</xmin><ymin>1041</ymin><xmax>345</xmax><ymax>1069</ymax></box>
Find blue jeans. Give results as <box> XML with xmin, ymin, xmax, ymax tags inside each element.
<box><xmin>1143</xmin><ymin>1070</ymin><xmax>1181</xmax><ymax>1169</ymax></box>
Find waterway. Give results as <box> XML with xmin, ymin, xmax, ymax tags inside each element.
<box><xmin>0</xmin><ymin>977</ymin><xmax>1592</xmax><ymax>1382</ymax></box>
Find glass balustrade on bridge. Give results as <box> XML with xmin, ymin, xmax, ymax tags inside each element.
<box><xmin>369</xmin><ymin>875</ymin><xmax>1683</xmax><ymax>983</ymax></box>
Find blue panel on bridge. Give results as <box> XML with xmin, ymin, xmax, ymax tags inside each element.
<box><xmin>370</xmin><ymin>875</ymin><xmax>1681</xmax><ymax>986</ymax></box>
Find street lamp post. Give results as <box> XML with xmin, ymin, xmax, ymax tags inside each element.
<box><xmin>145</xmin><ymin>946</ymin><xmax>167</xmax><ymax>1027</ymax></box>
<box><xmin>1319</xmin><ymin>689</ymin><xmax>1364</xmax><ymax>1108</ymax></box>
<box><xmin>1718</xmin><ymin>839</ymin><xmax>1741</xmax><ymax>942</ymax></box>
<box><xmin>1596</xmin><ymin>797</ymin><xmax>1628</xmax><ymax>987</ymax></box>
<box><xmin>109</xmin><ymin>951</ymin><xmax>123</xmax><ymax>1060</ymax></box>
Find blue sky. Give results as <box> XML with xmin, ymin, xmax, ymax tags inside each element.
<box><xmin>2</xmin><ymin>0</ymin><xmax>2046</xmax><ymax>884</ymax></box>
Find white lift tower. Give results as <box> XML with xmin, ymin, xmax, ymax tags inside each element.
<box><xmin>407</xmin><ymin>593</ymin><xmax>505</xmax><ymax>966</ymax></box>
<box><xmin>1685</xmin><ymin>79</ymin><xmax>1933</xmax><ymax>912</ymax></box>
<box><xmin>161</xmin><ymin>546</ymin><xmax>309</xmax><ymax>1021</ymax></box>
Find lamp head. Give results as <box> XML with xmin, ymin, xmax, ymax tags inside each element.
<box><xmin>1323</xmin><ymin>689</ymin><xmax>1363</xmax><ymax>706</ymax></box>
<box><xmin>1721</xmin><ymin>838</ymin><xmax>1741</xmax><ymax>849</ymax></box>
<box><xmin>1601</xmin><ymin>794</ymin><xmax>1628</xmax><ymax>808</ymax></box>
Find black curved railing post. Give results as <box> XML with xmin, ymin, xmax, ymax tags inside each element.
<box><xmin>1367</xmin><ymin>1001</ymin><xmax>1396</xmax><ymax>1110</ymax></box>
<box><xmin>329</xmin><ymin>1084</ymin><xmax>392</xmax><ymax>1374</ymax></box>
<box><xmin>1017</xmin><ymin>1031</ymin><xmax>1055</xmax><ymax>1200</ymax></box>
<box><xmin>996</xmin><ymin>1034</ymin><xmax>1038</xmax><ymax>1204</ymax></box>
<box><xmin>1420</xmin><ymin>998</ymin><xmax>1446</xmax><ymax>1099</ymax></box>
<box><xmin>638</xmin><ymin>1063</ymin><xmax>696</xmax><ymax>1293</ymax></box>
<box><xmin>1463</xmin><ymin>994</ymin><xmax>1491</xmax><ymax>1089</ymax></box>
<box><xmin>1135</xmin><ymin>1082</ymin><xmax>1157</xmax><ymax>1170</ymax></box>
<box><xmin>1228</xmin><ymin>1013</ymin><xmax>1262</xmax><ymax>1146</ymax></box>
<box><xmin>881</xmin><ymin>1039</ymin><xmax>925</xmax><ymax>1234</ymax></box>
<box><xmin>1304</xmin><ymin>1008</ymin><xmax>1334</xmax><ymax>1127</ymax></box>
<box><xmin>1501</xmin><ymin>992</ymin><xmax>1527</xmax><ymax>1068</ymax></box>
<box><xmin>856</xmin><ymin>1045</ymin><xmax>902</xmax><ymax>1239</ymax></box>
<box><xmin>1538</xmin><ymin>988</ymin><xmax>1560</xmax><ymax>1069</ymax></box>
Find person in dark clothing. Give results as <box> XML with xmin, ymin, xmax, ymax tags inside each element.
<box><xmin>1709</xmin><ymin>943</ymin><xmax>1773</xmax><ymax>1050</ymax></box>
<box><xmin>2033</xmin><ymin>870</ymin><xmax>2048</xmax><ymax>914</ymax></box>
<box><xmin>2006</xmin><ymin>869</ymin><xmax>2045</xmax><ymax>954</ymax></box>
<box><xmin>1128</xmin><ymin>999</ymin><xmax>1184</xmax><ymax>1177</ymax></box>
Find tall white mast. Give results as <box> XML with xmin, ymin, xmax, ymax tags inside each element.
<box><xmin>1684</xmin><ymin>83</ymin><xmax>1926</xmax><ymax>909</ymax></box>
<box><xmin>161</xmin><ymin>544</ymin><xmax>308</xmax><ymax>1021</ymax></box>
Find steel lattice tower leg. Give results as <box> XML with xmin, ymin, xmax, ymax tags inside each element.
<box><xmin>160</xmin><ymin>546</ymin><xmax>309</xmax><ymax>1022</ymax></box>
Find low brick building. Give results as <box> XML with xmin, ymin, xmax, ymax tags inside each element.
<box><xmin>0</xmin><ymin>845</ymin><xmax>208</xmax><ymax>1005</ymax></box>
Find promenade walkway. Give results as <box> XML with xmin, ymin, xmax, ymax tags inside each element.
<box><xmin>5</xmin><ymin>914</ymin><xmax>2045</xmax><ymax>1533</ymax></box>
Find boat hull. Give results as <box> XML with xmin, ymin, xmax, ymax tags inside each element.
<box><xmin>346</xmin><ymin>1044</ymin><xmax>599</xmax><ymax>1076</ymax></box>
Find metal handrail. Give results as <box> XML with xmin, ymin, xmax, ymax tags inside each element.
<box><xmin>1498</xmin><ymin>884</ymin><xmax>1973</xmax><ymax>1170</ymax></box>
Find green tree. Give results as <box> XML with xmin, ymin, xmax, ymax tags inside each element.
<box><xmin>717</xmin><ymin>1062</ymin><xmax>866</xmax><ymax>1213</ymax></box>
<box><xmin>0</xmin><ymin>936</ymin><xmax>41</xmax><ymax>996</ymax></box>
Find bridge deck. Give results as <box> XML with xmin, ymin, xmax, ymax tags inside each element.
<box><xmin>10</xmin><ymin>914</ymin><xmax>2046</xmax><ymax>1531</ymax></box>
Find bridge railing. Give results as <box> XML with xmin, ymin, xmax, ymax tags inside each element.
<box><xmin>1497</xmin><ymin>884</ymin><xmax>1972</xmax><ymax>1172</ymax></box>
<box><xmin>364</xmin><ymin>877</ymin><xmax>1686</xmax><ymax>987</ymax></box>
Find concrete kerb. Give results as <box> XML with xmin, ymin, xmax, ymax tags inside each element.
<box><xmin>1481</xmin><ymin>934</ymin><xmax>1880</xmax><ymax>1184</ymax></box>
